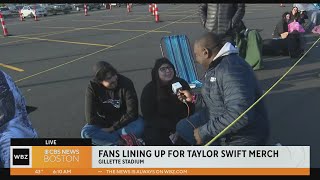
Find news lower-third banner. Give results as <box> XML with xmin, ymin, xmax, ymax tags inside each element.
<box><xmin>10</xmin><ymin>139</ymin><xmax>310</xmax><ymax>176</ymax></box>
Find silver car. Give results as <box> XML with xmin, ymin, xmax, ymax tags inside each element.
<box><xmin>21</xmin><ymin>5</ymin><xmax>47</xmax><ymax>18</ymax></box>
<box><xmin>0</xmin><ymin>7</ymin><xmax>12</xmax><ymax>16</ymax></box>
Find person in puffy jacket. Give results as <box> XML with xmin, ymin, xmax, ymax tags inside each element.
<box><xmin>0</xmin><ymin>70</ymin><xmax>38</xmax><ymax>168</ymax></box>
<box><xmin>176</xmin><ymin>32</ymin><xmax>269</xmax><ymax>146</ymax></box>
<box><xmin>199</xmin><ymin>3</ymin><xmax>245</xmax><ymax>44</ymax></box>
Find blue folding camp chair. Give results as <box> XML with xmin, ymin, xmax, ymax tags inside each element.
<box><xmin>160</xmin><ymin>34</ymin><xmax>202</xmax><ymax>88</ymax></box>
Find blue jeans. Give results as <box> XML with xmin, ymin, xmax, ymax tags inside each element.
<box><xmin>81</xmin><ymin>117</ymin><xmax>144</xmax><ymax>146</ymax></box>
<box><xmin>176</xmin><ymin>109</ymin><xmax>208</xmax><ymax>145</ymax></box>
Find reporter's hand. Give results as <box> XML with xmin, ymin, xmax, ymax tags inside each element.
<box><xmin>177</xmin><ymin>90</ymin><xmax>193</xmax><ymax>102</ymax></box>
<box><xmin>194</xmin><ymin>128</ymin><xmax>202</xmax><ymax>145</ymax></box>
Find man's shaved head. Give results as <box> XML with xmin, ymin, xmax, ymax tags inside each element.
<box><xmin>193</xmin><ymin>32</ymin><xmax>224</xmax><ymax>69</ymax></box>
<box><xmin>195</xmin><ymin>32</ymin><xmax>223</xmax><ymax>51</ymax></box>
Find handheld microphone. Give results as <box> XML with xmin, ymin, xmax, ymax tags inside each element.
<box><xmin>172</xmin><ymin>82</ymin><xmax>186</xmax><ymax>103</ymax></box>
<box><xmin>172</xmin><ymin>82</ymin><xmax>182</xmax><ymax>94</ymax></box>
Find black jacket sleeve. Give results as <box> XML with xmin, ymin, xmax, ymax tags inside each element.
<box><xmin>85</xmin><ymin>83</ymin><xmax>108</xmax><ymax>127</ymax></box>
<box><xmin>112</xmin><ymin>80</ymin><xmax>139</xmax><ymax>130</ymax></box>
<box><xmin>232</xmin><ymin>3</ymin><xmax>245</xmax><ymax>29</ymax></box>
<box><xmin>199</xmin><ymin>3</ymin><xmax>207</xmax><ymax>27</ymax></box>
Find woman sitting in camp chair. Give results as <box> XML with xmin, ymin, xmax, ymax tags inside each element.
<box><xmin>140</xmin><ymin>58</ymin><xmax>195</xmax><ymax>145</ymax></box>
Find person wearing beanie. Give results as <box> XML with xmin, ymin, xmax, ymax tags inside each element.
<box><xmin>81</xmin><ymin>61</ymin><xmax>144</xmax><ymax>145</ymax></box>
<box><xmin>140</xmin><ymin>58</ymin><xmax>195</xmax><ymax>145</ymax></box>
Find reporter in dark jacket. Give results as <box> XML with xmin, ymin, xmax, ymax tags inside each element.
<box><xmin>81</xmin><ymin>61</ymin><xmax>144</xmax><ymax>145</ymax></box>
<box><xmin>199</xmin><ymin>3</ymin><xmax>245</xmax><ymax>44</ymax></box>
<box><xmin>140</xmin><ymin>58</ymin><xmax>195</xmax><ymax>145</ymax></box>
<box><xmin>176</xmin><ymin>33</ymin><xmax>269</xmax><ymax>146</ymax></box>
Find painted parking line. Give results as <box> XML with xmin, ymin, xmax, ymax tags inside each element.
<box><xmin>18</xmin><ymin>31</ymin><xmax>66</xmax><ymax>37</ymax></box>
<box><xmin>71</xmin><ymin>20</ymin><xmax>199</xmax><ymax>24</ymax></box>
<box><xmin>14</xmin><ymin>12</ymin><xmax>197</xmax><ymax>83</ymax></box>
<box><xmin>11</xmin><ymin>36</ymin><xmax>113</xmax><ymax>47</ymax></box>
<box><xmin>0</xmin><ymin>63</ymin><xmax>24</xmax><ymax>72</ymax></box>
<box><xmin>35</xmin><ymin>26</ymin><xmax>171</xmax><ymax>33</ymax></box>
<box><xmin>2</xmin><ymin>5</ymin><xmax>189</xmax><ymax>46</ymax></box>
<box><xmin>0</xmin><ymin>16</ymin><xmax>149</xmax><ymax>46</ymax></box>
<box><xmin>160</xmin><ymin>14</ymin><xmax>198</xmax><ymax>17</ymax></box>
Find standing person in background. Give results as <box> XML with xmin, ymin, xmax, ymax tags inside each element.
<box><xmin>140</xmin><ymin>58</ymin><xmax>195</xmax><ymax>145</ymax></box>
<box><xmin>198</xmin><ymin>3</ymin><xmax>246</xmax><ymax>45</ymax></box>
<box><xmin>81</xmin><ymin>61</ymin><xmax>144</xmax><ymax>146</ymax></box>
<box><xmin>0</xmin><ymin>70</ymin><xmax>38</xmax><ymax>168</ymax></box>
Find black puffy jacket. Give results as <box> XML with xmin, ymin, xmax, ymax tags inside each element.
<box><xmin>197</xmin><ymin>43</ymin><xmax>269</xmax><ymax>145</ymax></box>
<box><xmin>199</xmin><ymin>3</ymin><xmax>245</xmax><ymax>37</ymax></box>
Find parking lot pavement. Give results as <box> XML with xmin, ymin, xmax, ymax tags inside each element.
<box><xmin>1</xmin><ymin>3</ymin><xmax>320</xmax><ymax>167</ymax></box>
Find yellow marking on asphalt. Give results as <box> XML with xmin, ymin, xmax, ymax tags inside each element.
<box><xmin>72</xmin><ymin>19</ymin><xmax>110</xmax><ymax>22</ymax></box>
<box><xmin>93</xmin><ymin>20</ymin><xmax>199</xmax><ymax>24</ymax></box>
<box><xmin>166</xmin><ymin>4</ymin><xmax>185</xmax><ymax>10</ymax></box>
<box><xmin>83</xmin><ymin>27</ymin><xmax>171</xmax><ymax>33</ymax></box>
<box><xmin>0</xmin><ymin>16</ymin><xmax>148</xmax><ymax>46</ymax></box>
<box><xmin>36</xmin><ymin>26</ymin><xmax>171</xmax><ymax>33</ymax></box>
<box><xmin>164</xmin><ymin>10</ymin><xmax>197</xmax><ymax>14</ymax></box>
<box><xmin>2</xmin><ymin>5</ymin><xmax>188</xmax><ymax>45</ymax></box>
<box><xmin>0</xmin><ymin>63</ymin><xmax>24</xmax><ymax>72</ymax></box>
<box><xmin>161</xmin><ymin>14</ymin><xmax>198</xmax><ymax>17</ymax></box>
<box><xmin>35</xmin><ymin>26</ymin><xmax>76</xmax><ymax>29</ymax></box>
<box><xmin>14</xmin><ymin>12</ymin><xmax>197</xmax><ymax>83</ymax></box>
<box><xmin>12</xmin><ymin>36</ymin><xmax>112</xmax><ymax>47</ymax></box>
<box><xmin>173</xmin><ymin>21</ymin><xmax>199</xmax><ymax>24</ymax></box>
<box><xmin>17</xmin><ymin>31</ymin><xmax>69</xmax><ymax>37</ymax></box>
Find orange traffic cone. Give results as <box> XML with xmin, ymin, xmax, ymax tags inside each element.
<box><xmin>155</xmin><ymin>8</ymin><xmax>159</xmax><ymax>22</ymax></box>
<box><xmin>19</xmin><ymin>9</ymin><xmax>24</xmax><ymax>21</ymax></box>
<box><xmin>0</xmin><ymin>13</ymin><xmax>9</xmax><ymax>36</ymax></box>
<box><xmin>84</xmin><ymin>4</ymin><xmax>88</xmax><ymax>16</ymax></box>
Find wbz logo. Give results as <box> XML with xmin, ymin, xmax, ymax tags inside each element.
<box><xmin>11</xmin><ymin>147</ymin><xmax>31</xmax><ymax>167</ymax></box>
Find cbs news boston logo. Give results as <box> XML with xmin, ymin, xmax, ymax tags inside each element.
<box><xmin>10</xmin><ymin>147</ymin><xmax>32</xmax><ymax>168</ymax></box>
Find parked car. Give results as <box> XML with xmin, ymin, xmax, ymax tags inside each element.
<box><xmin>72</xmin><ymin>3</ymin><xmax>102</xmax><ymax>11</ymax></box>
<box><xmin>20</xmin><ymin>5</ymin><xmax>47</xmax><ymax>18</ymax></box>
<box><xmin>0</xmin><ymin>7</ymin><xmax>12</xmax><ymax>16</ymax></box>
<box><xmin>15</xmin><ymin>5</ymin><xmax>24</xmax><ymax>11</ymax></box>
<box><xmin>5</xmin><ymin>4</ymin><xmax>19</xmax><ymax>15</ymax></box>
<box><xmin>47</xmin><ymin>4</ymin><xmax>71</xmax><ymax>15</ymax></box>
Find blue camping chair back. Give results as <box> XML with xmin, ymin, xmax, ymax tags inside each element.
<box><xmin>160</xmin><ymin>35</ymin><xmax>202</xmax><ymax>88</ymax></box>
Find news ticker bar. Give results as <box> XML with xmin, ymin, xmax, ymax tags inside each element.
<box><xmin>10</xmin><ymin>168</ymin><xmax>309</xmax><ymax>176</ymax></box>
<box><xmin>9</xmin><ymin>139</ymin><xmax>310</xmax><ymax>176</ymax></box>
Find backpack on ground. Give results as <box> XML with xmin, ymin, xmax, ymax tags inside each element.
<box><xmin>236</xmin><ymin>28</ymin><xmax>264</xmax><ymax>70</ymax></box>
<box><xmin>287</xmin><ymin>31</ymin><xmax>304</xmax><ymax>59</ymax></box>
